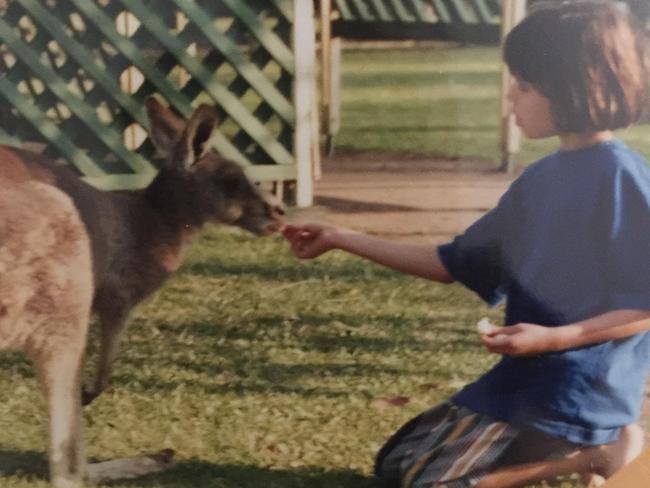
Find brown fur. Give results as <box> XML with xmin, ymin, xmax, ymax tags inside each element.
<box><xmin>0</xmin><ymin>98</ymin><xmax>283</xmax><ymax>486</ymax></box>
<box><xmin>1</xmin><ymin>98</ymin><xmax>283</xmax><ymax>405</ymax></box>
<box><xmin>0</xmin><ymin>178</ymin><xmax>92</xmax><ymax>487</ymax></box>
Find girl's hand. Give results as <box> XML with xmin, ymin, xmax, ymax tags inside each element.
<box><xmin>480</xmin><ymin>323</ymin><xmax>560</xmax><ymax>356</ymax></box>
<box><xmin>282</xmin><ymin>223</ymin><xmax>342</xmax><ymax>259</ymax></box>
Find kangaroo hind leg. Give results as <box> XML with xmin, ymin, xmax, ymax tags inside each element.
<box><xmin>33</xmin><ymin>343</ymin><xmax>86</xmax><ymax>488</ymax></box>
<box><xmin>18</xmin><ymin>181</ymin><xmax>94</xmax><ymax>488</ymax></box>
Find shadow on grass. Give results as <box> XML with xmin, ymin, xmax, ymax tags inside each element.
<box><xmin>314</xmin><ymin>196</ymin><xmax>491</xmax><ymax>214</ymax></box>
<box><xmin>109</xmin><ymin>309</ymin><xmax>482</xmax><ymax>398</ymax></box>
<box><xmin>343</xmin><ymin>124</ymin><xmax>496</xmax><ymax>134</ymax></box>
<box><xmin>181</xmin><ymin>259</ymin><xmax>400</xmax><ymax>283</ymax></box>
<box><xmin>0</xmin><ymin>352</ymin><xmax>34</xmax><ymax>379</ymax></box>
<box><xmin>110</xmin><ymin>460</ymin><xmax>377</xmax><ymax>488</ymax></box>
<box><xmin>112</xmin><ymin>371</ymin><xmax>359</xmax><ymax>398</ymax></box>
<box><xmin>313</xmin><ymin>196</ymin><xmax>422</xmax><ymax>213</ymax></box>
<box><xmin>301</xmin><ymin>333</ymin><xmax>477</xmax><ymax>354</ymax></box>
<box><xmin>176</xmin><ymin>315</ymin><xmax>481</xmax><ymax>358</ymax></box>
<box><xmin>114</xmin><ymin>349</ymin><xmax>411</xmax><ymax>398</ymax></box>
<box><xmin>0</xmin><ymin>451</ymin><xmax>378</xmax><ymax>488</ymax></box>
<box><xmin>0</xmin><ymin>449</ymin><xmax>48</xmax><ymax>478</ymax></box>
<box><xmin>343</xmin><ymin>69</ymin><xmax>499</xmax><ymax>88</ymax></box>
<box><xmin>182</xmin><ymin>312</ymin><xmax>474</xmax><ymax>339</ymax></box>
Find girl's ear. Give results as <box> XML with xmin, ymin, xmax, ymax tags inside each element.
<box><xmin>144</xmin><ymin>97</ymin><xmax>185</xmax><ymax>158</ymax></box>
<box><xmin>178</xmin><ymin>104</ymin><xmax>218</xmax><ymax>170</ymax></box>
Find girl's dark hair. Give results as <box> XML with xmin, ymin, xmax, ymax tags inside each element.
<box><xmin>504</xmin><ymin>1</ymin><xmax>648</xmax><ymax>132</ymax></box>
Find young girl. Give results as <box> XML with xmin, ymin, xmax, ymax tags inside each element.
<box><xmin>283</xmin><ymin>2</ymin><xmax>650</xmax><ymax>487</ymax></box>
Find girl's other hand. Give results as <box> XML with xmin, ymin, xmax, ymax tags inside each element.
<box><xmin>480</xmin><ymin>323</ymin><xmax>559</xmax><ymax>356</ymax></box>
<box><xmin>282</xmin><ymin>223</ymin><xmax>340</xmax><ymax>259</ymax></box>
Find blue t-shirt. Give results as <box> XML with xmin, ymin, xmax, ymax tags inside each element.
<box><xmin>438</xmin><ymin>139</ymin><xmax>650</xmax><ymax>445</ymax></box>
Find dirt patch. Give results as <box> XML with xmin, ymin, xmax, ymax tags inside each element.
<box><xmin>292</xmin><ymin>158</ymin><xmax>515</xmax><ymax>243</ymax></box>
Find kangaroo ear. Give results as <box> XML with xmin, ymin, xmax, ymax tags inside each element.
<box><xmin>179</xmin><ymin>104</ymin><xmax>218</xmax><ymax>170</ymax></box>
<box><xmin>145</xmin><ymin>97</ymin><xmax>185</xmax><ymax>158</ymax></box>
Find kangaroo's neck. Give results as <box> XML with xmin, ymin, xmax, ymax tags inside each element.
<box><xmin>132</xmin><ymin>170</ymin><xmax>205</xmax><ymax>275</ymax></box>
<box><xmin>90</xmin><ymin>181</ymin><xmax>199</xmax><ymax>305</ymax></box>
<box><xmin>144</xmin><ymin>169</ymin><xmax>207</xmax><ymax>232</ymax></box>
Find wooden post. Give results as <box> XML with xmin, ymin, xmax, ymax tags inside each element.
<box><xmin>499</xmin><ymin>0</ymin><xmax>526</xmax><ymax>172</ymax></box>
<box><xmin>327</xmin><ymin>36</ymin><xmax>341</xmax><ymax>155</ymax></box>
<box><xmin>293</xmin><ymin>0</ymin><xmax>317</xmax><ymax>207</ymax></box>
<box><xmin>320</xmin><ymin>0</ymin><xmax>331</xmax><ymax>133</ymax></box>
<box><xmin>320</xmin><ymin>0</ymin><xmax>341</xmax><ymax>156</ymax></box>
<box><xmin>312</xmin><ymin>86</ymin><xmax>322</xmax><ymax>181</ymax></box>
<box><xmin>320</xmin><ymin>0</ymin><xmax>334</xmax><ymax>155</ymax></box>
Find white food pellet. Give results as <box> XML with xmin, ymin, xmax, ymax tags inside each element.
<box><xmin>477</xmin><ymin>317</ymin><xmax>497</xmax><ymax>334</ymax></box>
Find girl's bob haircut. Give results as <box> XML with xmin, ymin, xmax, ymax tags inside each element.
<box><xmin>504</xmin><ymin>0</ymin><xmax>648</xmax><ymax>133</ymax></box>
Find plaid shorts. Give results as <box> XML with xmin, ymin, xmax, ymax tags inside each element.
<box><xmin>374</xmin><ymin>402</ymin><xmax>580</xmax><ymax>488</ymax></box>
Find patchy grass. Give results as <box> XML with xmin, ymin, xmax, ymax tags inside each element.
<box><xmin>0</xmin><ymin>229</ymin><xmax>584</xmax><ymax>488</ymax></box>
<box><xmin>336</xmin><ymin>45</ymin><xmax>650</xmax><ymax>167</ymax></box>
<box><xmin>0</xmin><ymin>227</ymin><xmax>585</xmax><ymax>487</ymax></box>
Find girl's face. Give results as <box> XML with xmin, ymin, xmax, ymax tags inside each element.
<box><xmin>508</xmin><ymin>77</ymin><xmax>557</xmax><ymax>139</ymax></box>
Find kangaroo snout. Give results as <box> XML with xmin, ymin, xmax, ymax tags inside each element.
<box><xmin>245</xmin><ymin>202</ymin><xmax>285</xmax><ymax>236</ymax></box>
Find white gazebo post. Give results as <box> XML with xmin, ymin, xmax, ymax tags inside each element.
<box><xmin>293</xmin><ymin>0</ymin><xmax>317</xmax><ymax>207</ymax></box>
<box><xmin>499</xmin><ymin>0</ymin><xmax>527</xmax><ymax>172</ymax></box>
<box><xmin>320</xmin><ymin>0</ymin><xmax>341</xmax><ymax>156</ymax></box>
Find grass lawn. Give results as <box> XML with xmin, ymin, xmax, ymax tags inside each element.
<box><xmin>335</xmin><ymin>44</ymin><xmax>650</xmax><ymax>167</ymax></box>
<box><xmin>0</xmin><ymin>228</ymin><xmax>584</xmax><ymax>487</ymax></box>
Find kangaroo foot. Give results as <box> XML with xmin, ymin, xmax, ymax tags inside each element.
<box><xmin>85</xmin><ymin>449</ymin><xmax>176</xmax><ymax>482</ymax></box>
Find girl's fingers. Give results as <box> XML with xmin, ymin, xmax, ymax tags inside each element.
<box><xmin>481</xmin><ymin>334</ymin><xmax>505</xmax><ymax>346</ymax></box>
<box><xmin>481</xmin><ymin>334</ymin><xmax>513</xmax><ymax>354</ymax></box>
<box><xmin>281</xmin><ymin>226</ymin><xmax>299</xmax><ymax>241</ymax></box>
<box><xmin>484</xmin><ymin>326</ymin><xmax>515</xmax><ymax>337</ymax></box>
<box><xmin>283</xmin><ymin>229</ymin><xmax>315</xmax><ymax>248</ymax></box>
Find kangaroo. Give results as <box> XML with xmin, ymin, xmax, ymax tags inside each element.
<box><xmin>0</xmin><ymin>96</ymin><xmax>284</xmax><ymax>408</ymax></box>
<box><xmin>0</xmin><ymin>178</ymin><xmax>92</xmax><ymax>488</ymax></box>
<box><xmin>0</xmin><ymin>181</ymin><xmax>180</xmax><ymax>486</ymax></box>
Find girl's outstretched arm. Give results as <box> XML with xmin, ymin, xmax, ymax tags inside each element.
<box><xmin>282</xmin><ymin>223</ymin><xmax>454</xmax><ymax>283</ymax></box>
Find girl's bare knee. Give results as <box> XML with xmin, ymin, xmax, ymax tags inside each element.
<box><xmin>588</xmin><ymin>423</ymin><xmax>645</xmax><ymax>479</ymax></box>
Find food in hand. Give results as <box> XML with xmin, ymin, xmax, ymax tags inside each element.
<box><xmin>477</xmin><ymin>317</ymin><xmax>497</xmax><ymax>334</ymax></box>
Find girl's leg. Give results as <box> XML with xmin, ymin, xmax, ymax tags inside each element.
<box><xmin>375</xmin><ymin>402</ymin><xmax>459</xmax><ymax>484</ymax></box>
<box><xmin>376</xmin><ymin>403</ymin><xmax>522</xmax><ymax>488</ymax></box>
<box><xmin>375</xmin><ymin>403</ymin><xmax>642</xmax><ymax>488</ymax></box>
<box><xmin>474</xmin><ymin>424</ymin><xmax>644</xmax><ymax>488</ymax></box>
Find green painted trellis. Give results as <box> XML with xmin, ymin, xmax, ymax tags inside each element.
<box><xmin>0</xmin><ymin>0</ymin><xmax>317</xmax><ymax>205</ymax></box>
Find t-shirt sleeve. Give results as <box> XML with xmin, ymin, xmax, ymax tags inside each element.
<box><xmin>438</xmin><ymin>181</ymin><xmax>520</xmax><ymax>305</ymax></box>
<box><xmin>601</xmin><ymin>165</ymin><xmax>650</xmax><ymax>311</ymax></box>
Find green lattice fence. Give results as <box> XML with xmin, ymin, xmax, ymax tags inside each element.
<box><xmin>0</xmin><ymin>0</ymin><xmax>307</xmax><ymax>191</ymax></box>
